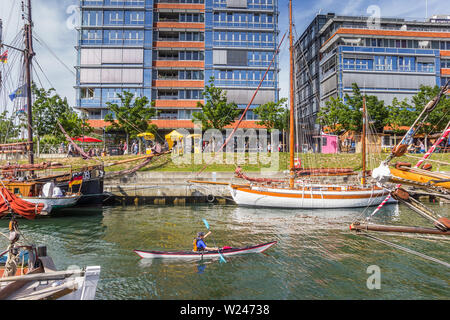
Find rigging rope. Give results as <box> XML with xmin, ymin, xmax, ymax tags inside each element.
<box><xmin>361</xmin><ymin>233</ymin><xmax>450</xmax><ymax>268</ymax></box>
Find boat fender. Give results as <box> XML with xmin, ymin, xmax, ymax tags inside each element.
<box><xmin>207</xmin><ymin>194</ymin><xmax>215</xmax><ymax>203</ymax></box>
<box><xmin>392</xmin><ymin>188</ymin><xmax>410</xmax><ymax>201</ymax></box>
<box><xmin>391</xmin><ymin>144</ymin><xmax>408</xmax><ymax>158</ymax></box>
<box><xmin>422</xmin><ymin>163</ymin><xmax>432</xmax><ymax>171</ymax></box>
<box><xmin>395</xmin><ymin>162</ymin><xmax>411</xmax><ymax>170</ymax></box>
<box><xmin>436</xmin><ymin>218</ymin><xmax>450</xmax><ymax>231</ymax></box>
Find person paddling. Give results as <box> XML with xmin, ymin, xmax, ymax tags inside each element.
<box><xmin>193</xmin><ymin>231</ymin><xmax>218</xmax><ymax>252</ymax></box>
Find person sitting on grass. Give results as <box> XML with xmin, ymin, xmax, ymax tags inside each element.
<box><xmin>193</xmin><ymin>231</ymin><xmax>218</xmax><ymax>252</ymax></box>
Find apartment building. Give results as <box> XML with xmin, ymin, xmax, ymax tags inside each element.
<box><xmin>75</xmin><ymin>0</ymin><xmax>279</xmax><ymax>132</ymax></box>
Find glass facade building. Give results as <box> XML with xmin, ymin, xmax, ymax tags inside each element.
<box><xmin>75</xmin><ymin>0</ymin><xmax>279</xmax><ymax>130</ymax></box>
<box><xmin>294</xmin><ymin>14</ymin><xmax>450</xmax><ymax>147</ymax></box>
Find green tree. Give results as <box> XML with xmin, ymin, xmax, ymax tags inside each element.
<box><xmin>317</xmin><ymin>83</ymin><xmax>389</xmax><ymax>133</ymax></box>
<box><xmin>192</xmin><ymin>77</ymin><xmax>241</xmax><ymax>130</ymax></box>
<box><xmin>317</xmin><ymin>96</ymin><xmax>353</xmax><ymax>134</ymax></box>
<box><xmin>104</xmin><ymin>91</ymin><xmax>157</xmax><ymax>149</ymax></box>
<box><xmin>343</xmin><ymin>83</ymin><xmax>389</xmax><ymax>133</ymax></box>
<box><xmin>386</xmin><ymin>98</ymin><xmax>414</xmax><ymax>134</ymax></box>
<box><xmin>410</xmin><ymin>85</ymin><xmax>449</xmax><ymax>134</ymax></box>
<box><xmin>254</xmin><ymin>98</ymin><xmax>289</xmax><ymax>132</ymax></box>
<box><xmin>31</xmin><ymin>84</ymin><xmax>93</xmax><ymax>146</ymax></box>
<box><xmin>0</xmin><ymin>111</ymin><xmax>19</xmax><ymax>143</ymax></box>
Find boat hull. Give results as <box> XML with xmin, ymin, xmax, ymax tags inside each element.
<box><xmin>229</xmin><ymin>185</ymin><xmax>396</xmax><ymax>208</ymax></box>
<box><xmin>134</xmin><ymin>241</ymin><xmax>277</xmax><ymax>260</ymax></box>
<box><xmin>21</xmin><ymin>195</ymin><xmax>80</xmax><ymax>213</ymax></box>
<box><xmin>57</xmin><ymin>177</ymin><xmax>104</xmax><ymax>206</ymax></box>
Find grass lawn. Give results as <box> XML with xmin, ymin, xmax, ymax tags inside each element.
<box><xmin>2</xmin><ymin>152</ymin><xmax>449</xmax><ymax>173</ymax></box>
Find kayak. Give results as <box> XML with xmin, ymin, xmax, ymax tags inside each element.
<box><xmin>133</xmin><ymin>241</ymin><xmax>277</xmax><ymax>260</ymax></box>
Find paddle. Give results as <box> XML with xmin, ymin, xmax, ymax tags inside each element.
<box><xmin>202</xmin><ymin>218</ymin><xmax>226</xmax><ymax>263</ymax></box>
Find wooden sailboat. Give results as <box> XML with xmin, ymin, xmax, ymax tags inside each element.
<box><xmin>0</xmin><ymin>0</ymin><xmax>105</xmax><ymax>208</ymax></box>
<box><xmin>229</xmin><ymin>0</ymin><xmax>394</xmax><ymax>209</ymax></box>
<box><xmin>388</xmin><ymin>124</ymin><xmax>450</xmax><ymax>191</ymax></box>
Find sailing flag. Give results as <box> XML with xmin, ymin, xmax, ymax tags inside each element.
<box><xmin>69</xmin><ymin>174</ymin><xmax>83</xmax><ymax>188</ymax></box>
<box><xmin>9</xmin><ymin>84</ymin><xmax>27</xmax><ymax>101</ymax></box>
<box><xmin>0</xmin><ymin>51</ymin><xmax>7</xmax><ymax>63</ymax></box>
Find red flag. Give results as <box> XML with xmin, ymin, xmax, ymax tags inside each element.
<box><xmin>0</xmin><ymin>51</ymin><xmax>8</xmax><ymax>63</ymax></box>
<box><xmin>69</xmin><ymin>174</ymin><xmax>83</xmax><ymax>188</ymax></box>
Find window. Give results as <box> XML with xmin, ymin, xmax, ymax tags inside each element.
<box><xmin>343</xmin><ymin>58</ymin><xmax>355</xmax><ymax>70</ymax></box>
<box><xmin>81</xmin><ymin>88</ymin><xmax>95</xmax><ymax>99</ymax></box>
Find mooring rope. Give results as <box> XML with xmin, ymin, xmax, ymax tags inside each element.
<box><xmin>361</xmin><ymin>233</ymin><xmax>450</xmax><ymax>268</ymax></box>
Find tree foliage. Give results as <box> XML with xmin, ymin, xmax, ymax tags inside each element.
<box><xmin>386</xmin><ymin>98</ymin><xmax>415</xmax><ymax>134</ymax></box>
<box><xmin>317</xmin><ymin>83</ymin><xmax>389</xmax><ymax>133</ymax></box>
<box><xmin>104</xmin><ymin>91</ymin><xmax>157</xmax><ymax>139</ymax></box>
<box><xmin>254</xmin><ymin>98</ymin><xmax>289</xmax><ymax>132</ymax></box>
<box><xmin>31</xmin><ymin>84</ymin><xmax>92</xmax><ymax>141</ymax></box>
<box><xmin>0</xmin><ymin>111</ymin><xmax>20</xmax><ymax>143</ymax></box>
<box><xmin>409</xmin><ymin>85</ymin><xmax>449</xmax><ymax>134</ymax></box>
<box><xmin>192</xmin><ymin>77</ymin><xmax>241</xmax><ymax>130</ymax></box>
<box><xmin>317</xmin><ymin>83</ymin><xmax>449</xmax><ymax>136</ymax></box>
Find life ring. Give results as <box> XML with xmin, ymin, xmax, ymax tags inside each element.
<box><xmin>207</xmin><ymin>194</ymin><xmax>215</xmax><ymax>203</ymax></box>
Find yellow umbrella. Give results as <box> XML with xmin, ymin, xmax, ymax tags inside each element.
<box><xmin>165</xmin><ymin>130</ymin><xmax>184</xmax><ymax>149</ymax></box>
<box><xmin>137</xmin><ymin>132</ymin><xmax>155</xmax><ymax>140</ymax></box>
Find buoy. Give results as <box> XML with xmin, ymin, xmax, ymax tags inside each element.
<box><xmin>207</xmin><ymin>194</ymin><xmax>215</xmax><ymax>203</ymax></box>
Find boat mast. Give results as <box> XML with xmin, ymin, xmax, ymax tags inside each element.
<box><xmin>361</xmin><ymin>96</ymin><xmax>367</xmax><ymax>186</ymax></box>
<box><xmin>289</xmin><ymin>0</ymin><xmax>295</xmax><ymax>189</ymax></box>
<box><xmin>24</xmin><ymin>0</ymin><xmax>34</xmax><ymax>165</ymax></box>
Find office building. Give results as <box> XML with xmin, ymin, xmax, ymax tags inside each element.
<box><xmin>75</xmin><ymin>0</ymin><xmax>279</xmax><ymax>132</ymax></box>
<box><xmin>294</xmin><ymin>14</ymin><xmax>450</xmax><ymax>147</ymax></box>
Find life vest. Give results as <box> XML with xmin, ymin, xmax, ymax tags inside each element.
<box><xmin>193</xmin><ymin>238</ymin><xmax>198</xmax><ymax>251</ymax></box>
<box><xmin>193</xmin><ymin>237</ymin><xmax>203</xmax><ymax>252</ymax></box>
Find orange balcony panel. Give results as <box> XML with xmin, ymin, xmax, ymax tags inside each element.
<box><xmin>154</xmin><ymin>100</ymin><xmax>201</xmax><ymax>108</ymax></box>
<box><xmin>441</xmin><ymin>50</ymin><xmax>450</xmax><ymax>57</ymax></box>
<box><xmin>152</xmin><ymin>120</ymin><xmax>264</xmax><ymax>129</ymax></box>
<box><xmin>155</xmin><ymin>22</ymin><xmax>204</xmax><ymax>29</ymax></box>
<box><xmin>88</xmin><ymin>120</ymin><xmax>109</xmax><ymax>128</ymax></box>
<box><xmin>442</xmin><ymin>68</ymin><xmax>450</xmax><ymax>75</ymax></box>
<box><xmin>153</xmin><ymin>60</ymin><xmax>204</xmax><ymax>68</ymax></box>
<box><xmin>87</xmin><ymin>119</ymin><xmax>265</xmax><ymax>130</ymax></box>
<box><xmin>154</xmin><ymin>41</ymin><xmax>204</xmax><ymax>49</ymax></box>
<box><xmin>153</xmin><ymin>119</ymin><xmax>195</xmax><ymax>129</ymax></box>
<box><xmin>153</xmin><ymin>80</ymin><xmax>204</xmax><ymax>88</ymax></box>
<box><xmin>154</xmin><ymin>3</ymin><xmax>204</xmax><ymax>10</ymax></box>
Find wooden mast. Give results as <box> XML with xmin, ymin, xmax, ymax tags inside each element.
<box><xmin>24</xmin><ymin>0</ymin><xmax>35</xmax><ymax>165</ymax></box>
<box><xmin>289</xmin><ymin>0</ymin><xmax>295</xmax><ymax>189</ymax></box>
<box><xmin>361</xmin><ymin>96</ymin><xmax>367</xmax><ymax>186</ymax></box>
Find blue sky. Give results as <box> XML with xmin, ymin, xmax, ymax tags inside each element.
<box><xmin>0</xmin><ymin>0</ymin><xmax>448</xmax><ymax>112</ymax></box>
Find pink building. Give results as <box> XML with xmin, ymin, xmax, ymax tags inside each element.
<box><xmin>320</xmin><ymin>135</ymin><xmax>338</xmax><ymax>154</ymax></box>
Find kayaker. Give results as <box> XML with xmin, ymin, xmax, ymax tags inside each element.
<box><xmin>193</xmin><ymin>231</ymin><xmax>218</xmax><ymax>252</ymax></box>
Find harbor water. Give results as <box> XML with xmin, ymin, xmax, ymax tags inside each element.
<box><xmin>0</xmin><ymin>203</ymin><xmax>448</xmax><ymax>300</ymax></box>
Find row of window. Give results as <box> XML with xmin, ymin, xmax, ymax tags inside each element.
<box><xmin>338</xmin><ymin>38</ymin><xmax>450</xmax><ymax>51</ymax></box>
<box><xmin>214</xmin><ymin>69</ymin><xmax>274</xmax><ymax>81</ymax></box>
<box><xmin>213</xmin><ymin>31</ymin><xmax>274</xmax><ymax>43</ymax></box>
<box><xmin>213</xmin><ymin>0</ymin><xmax>274</xmax><ymax>9</ymax></box>
<box><xmin>441</xmin><ymin>60</ymin><xmax>450</xmax><ymax>69</ymax></box>
<box><xmin>156</xmin><ymin>50</ymin><xmax>205</xmax><ymax>61</ymax></box>
<box><xmin>83</xmin><ymin>10</ymin><xmax>146</xmax><ymax>26</ymax></box>
<box><xmin>82</xmin><ymin>29</ymin><xmax>145</xmax><ymax>45</ymax></box>
<box><xmin>157</xmin><ymin>89</ymin><xmax>203</xmax><ymax>100</ymax></box>
<box><xmin>342</xmin><ymin>56</ymin><xmax>435</xmax><ymax>73</ymax></box>
<box><xmin>213</xmin><ymin>12</ymin><xmax>274</xmax><ymax>24</ymax></box>
<box><xmin>156</xmin><ymin>31</ymin><xmax>205</xmax><ymax>42</ymax></box>
<box><xmin>155</xmin><ymin>70</ymin><xmax>205</xmax><ymax>80</ymax></box>
<box><xmin>155</xmin><ymin>13</ymin><xmax>204</xmax><ymax>23</ymax></box>
<box><xmin>82</xmin><ymin>0</ymin><xmax>145</xmax><ymax>6</ymax></box>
